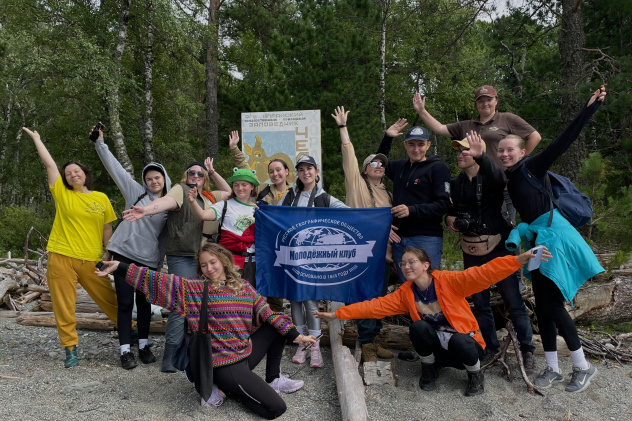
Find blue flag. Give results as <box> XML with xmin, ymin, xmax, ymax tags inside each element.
<box><xmin>255</xmin><ymin>205</ymin><xmax>392</xmax><ymax>303</ymax></box>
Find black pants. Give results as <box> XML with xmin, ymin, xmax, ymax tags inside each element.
<box><xmin>213</xmin><ymin>323</ymin><xmax>287</xmax><ymax>419</ymax></box>
<box><xmin>111</xmin><ymin>252</ymin><xmax>152</xmax><ymax>345</ymax></box>
<box><xmin>531</xmin><ymin>269</ymin><xmax>581</xmax><ymax>352</ymax></box>
<box><xmin>409</xmin><ymin>320</ymin><xmax>483</xmax><ymax>369</ymax></box>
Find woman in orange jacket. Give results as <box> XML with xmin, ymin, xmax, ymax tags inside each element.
<box><xmin>315</xmin><ymin>245</ymin><xmax>550</xmax><ymax>396</ymax></box>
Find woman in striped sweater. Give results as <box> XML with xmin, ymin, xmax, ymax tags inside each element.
<box><xmin>96</xmin><ymin>243</ymin><xmax>316</xmax><ymax>419</ymax></box>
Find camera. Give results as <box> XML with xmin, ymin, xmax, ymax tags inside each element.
<box><xmin>454</xmin><ymin>212</ymin><xmax>485</xmax><ymax>234</ymax></box>
<box><xmin>89</xmin><ymin>122</ymin><xmax>105</xmax><ymax>142</ymax></box>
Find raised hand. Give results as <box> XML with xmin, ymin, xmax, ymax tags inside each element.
<box><xmin>22</xmin><ymin>127</ymin><xmax>41</xmax><ymax>142</ymax></box>
<box><xmin>204</xmin><ymin>157</ymin><xmax>214</xmax><ymax>173</ymax></box>
<box><xmin>587</xmin><ymin>85</ymin><xmax>607</xmax><ymax>107</ymax></box>
<box><xmin>385</xmin><ymin>118</ymin><xmax>408</xmax><ymax>138</ymax></box>
<box><xmin>188</xmin><ymin>186</ymin><xmax>198</xmax><ymax>202</ymax></box>
<box><xmin>331</xmin><ymin>106</ymin><xmax>350</xmax><ymax>126</ymax></box>
<box><xmin>228</xmin><ymin>130</ymin><xmax>240</xmax><ymax>149</ymax></box>
<box><xmin>412</xmin><ymin>92</ymin><xmax>427</xmax><ymax>115</ymax></box>
<box><xmin>466</xmin><ymin>131</ymin><xmax>484</xmax><ymax>158</ymax></box>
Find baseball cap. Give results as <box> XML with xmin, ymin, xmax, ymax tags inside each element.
<box><xmin>475</xmin><ymin>85</ymin><xmax>498</xmax><ymax>100</ymax></box>
<box><xmin>362</xmin><ymin>153</ymin><xmax>388</xmax><ymax>172</ymax></box>
<box><xmin>451</xmin><ymin>138</ymin><xmax>486</xmax><ymax>153</ymax></box>
<box><xmin>295</xmin><ymin>155</ymin><xmax>318</xmax><ymax>169</ymax></box>
<box><xmin>404</xmin><ymin>126</ymin><xmax>430</xmax><ymax>142</ymax></box>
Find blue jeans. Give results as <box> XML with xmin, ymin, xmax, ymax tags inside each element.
<box><xmin>392</xmin><ymin>235</ymin><xmax>443</xmax><ymax>283</ymax></box>
<box><xmin>164</xmin><ymin>255</ymin><xmax>198</xmax><ymax>346</ymax></box>
<box><xmin>464</xmin><ymin>248</ymin><xmax>535</xmax><ymax>354</ymax></box>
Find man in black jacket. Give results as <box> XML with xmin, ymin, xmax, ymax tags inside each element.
<box><xmin>447</xmin><ymin>132</ymin><xmax>536</xmax><ymax>372</ymax></box>
<box><xmin>377</xmin><ymin>121</ymin><xmax>451</xmax><ymax>282</ymax></box>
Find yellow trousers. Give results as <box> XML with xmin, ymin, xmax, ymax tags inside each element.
<box><xmin>47</xmin><ymin>252</ymin><xmax>118</xmax><ymax>347</ymax></box>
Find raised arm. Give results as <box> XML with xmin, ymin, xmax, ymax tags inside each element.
<box><xmin>188</xmin><ymin>187</ymin><xmax>219</xmax><ymax>221</ymax></box>
<box><xmin>413</xmin><ymin>93</ymin><xmax>450</xmax><ymax>137</ymax></box>
<box><xmin>377</xmin><ymin>118</ymin><xmax>408</xmax><ymax>157</ymax></box>
<box><xmin>332</xmin><ymin>106</ymin><xmax>351</xmax><ymax>145</ymax></box>
<box><xmin>228</xmin><ymin>130</ymin><xmax>249</xmax><ymax>170</ymax></box>
<box><xmin>205</xmin><ymin>156</ymin><xmax>231</xmax><ymax>201</ymax></box>
<box><xmin>23</xmin><ymin>127</ymin><xmax>59</xmax><ymax>186</ymax></box>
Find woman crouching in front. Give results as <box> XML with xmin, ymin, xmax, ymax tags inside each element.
<box><xmin>97</xmin><ymin>243</ymin><xmax>315</xmax><ymax>419</ymax></box>
<box><xmin>316</xmin><ymin>246</ymin><xmax>550</xmax><ymax>396</ymax></box>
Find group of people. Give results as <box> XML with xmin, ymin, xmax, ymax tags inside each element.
<box><xmin>24</xmin><ymin>83</ymin><xmax>606</xmax><ymax>419</ymax></box>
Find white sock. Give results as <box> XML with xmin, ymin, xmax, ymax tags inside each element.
<box><xmin>544</xmin><ymin>351</ymin><xmax>560</xmax><ymax>373</ymax></box>
<box><xmin>420</xmin><ymin>353</ymin><xmax>435</xmax><ymax>365</ymax></box>
<box><xmin>308</xmin><ymin>329</ymin><xmax>321</xmax><ymax>350</ymax></box>
<box><xmin>120</xmin><ymin>344</ymin><xmax>131</xmax><ymax>355</ymax></box>
<box><xmin>570</xmin><ymin>347</ymin><xmax>589</xmax><ymax>370</ymax></box>
<box><xmin>464</xmin><ymin>361</ymin><xmax>481</xmax><ymax>372</ymax></box>
<box><xmin>139</xmin><ymin>339</ymin><xmax>148</xmax><ymax>350</ymax></box>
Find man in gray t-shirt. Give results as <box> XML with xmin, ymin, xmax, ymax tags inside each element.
<box><xmin>412</xmin><ymin>85</ymin><xmax>541</xmax><ymax>168</ymax></box>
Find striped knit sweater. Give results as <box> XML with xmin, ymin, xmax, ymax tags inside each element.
<box><xmin>120</xmin><ymin>263</ymin><xmax>298</xmax><ymax>368</ymax></box>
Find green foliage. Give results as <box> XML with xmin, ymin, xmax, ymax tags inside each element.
<box><xmin>0</xmin><ymin>205</ymin><xmax>54</xmax><ymax>257</ymax></box>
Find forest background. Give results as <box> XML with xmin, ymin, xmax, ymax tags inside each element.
<box><xmin>1</xmin><ymin>0</ymin><xmax>631</xmax><ymax>267</ymax></box>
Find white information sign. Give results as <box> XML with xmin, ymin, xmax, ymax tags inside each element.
<box><xmin>240</xmin><ymin>110</ymin><xmax>322</xmax><ymax>186</ymax></box>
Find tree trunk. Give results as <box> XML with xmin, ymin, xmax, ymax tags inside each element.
<box><xmin>205</xmin><ymin>0</ymin><xmax>221</xmax><ymax>160</ymax></box>
<box><xmin>378</xmin><ymin>0</ymin><xmax>391</xmax><ymax>129</ymax></box>
<box><xmin>140</xmin><ymin>0</ymin><xmax>155</xmax><ymax>164</ymax></box>
<box><xmin>107</xmin><ymin>0</ymin><xmax>135</xmax><ymax>177</ymax></box>
<box><xmin>557</xmin><ymin>0</ymin><xmax>586</xmax><ymax>179</ymax></box>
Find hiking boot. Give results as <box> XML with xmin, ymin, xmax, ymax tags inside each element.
<box><xmin>418</xmin><ymin>363</ymin><xmax>438</xmax><ymax>391</ymax></box>
<box><xmin>121</xmin><ymin>351</ymin><xmax>138</xmax><ymax>370</ymax></box>
<box><xmin>533</xmin><ymin>366</ymin><xmax>564</xmax><ymax>389</ymax></box>
<box><xmin>161</xmin><ymin>343</ymin><xmax>177</xmax><ymax>373</ymax></box>
<box><xmin>292</xmin><ymin>347</ymin><xmax>308</xmax><ymax>364</ymax></box>
<box><xmin>480</xmin><ymin>348</ymin><xmax>497</xmax><ymax>367</ymax></box>
<box><xmin>64</xmin><ymin>345</ymin><xmax>79</xmax><ymax>368</ymax></box>
<box><xmin>374</xmin><ymin>343</ymin><xmax>394</xmax><ymax>359</ymax></box>
<box><xmin>138</xmin><ymin>346</ymin><xmax>157</xmax><ymax>364</ymax></box>
<box><xmin>565</xmin><ymin>363</ymin><xmax>597</xmax><ymax>393</ymax></box>
<box><xmin>361</xmin><ymin>343</ymin><xmax>378</xmax><ymax>363</ymax></box>
<box><xmin>269</xmin><ymin>374</ymin><xmax>304</xmax><ymax>394</ymax></box>
<box><xmin>310</xmin><ymin>347</ymin><xmax>324</xmax><ymax>368</ymax></box>
<box><xmin>464</xmin><ymin>370</ymin><xmax>485</xmax><ymax>396</ymax></box>
<box><xmin>521</xmin><ymin>351</ymin><xmax>537</xmax><ymax>375</ymax></box>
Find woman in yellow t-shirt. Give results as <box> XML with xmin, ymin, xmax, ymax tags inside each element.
<box><xmin>23</xmin><ymin>127</ymin><xmax>119</xmax><ymax>368</ymax></box>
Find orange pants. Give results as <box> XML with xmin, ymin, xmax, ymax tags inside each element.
<box><xmin>47</xmin><ymin>252</ymin><xmax>118</xmax><ymax>347</ymax></box>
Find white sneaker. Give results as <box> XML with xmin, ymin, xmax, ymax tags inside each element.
<box><xmin>201</xmin><ymin>384</ymin><xmax>226</xmax><ymax>408</ymax></box>
<box><xmin>269</xmin><ymin>374</ymin><xmax>304</xmax><ymax>394</ymax></box>
<box><xmin>310</xmin><ymin>347</ymin><xmax>324</xmax><ymax>368</ymax></box>
<box><xmin>292</xmin><ymin>347</ymin><xmax>308</xmax><ymax>364</ymax></box>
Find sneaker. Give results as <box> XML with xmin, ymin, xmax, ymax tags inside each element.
<box><xmin>361</xmin><ymin>343</ymin><xmax>378</xmax><ymax>363</ymax></box>
<box><xmin>521</xmin><ymin>351</ymin><xmax>537</xmax><ymax>375</ymax></box>
<box><xmin>138</xmin><ymin>346</ymin><xmax>157</xmax><ymax>364</ymax></box>
<box><xmin>310</xmin><ymin>347</ymin><xmax>324</xmax><ymax>368</ymax></box>
<box><xmin>565</xmin><ymin>363</ymin><xmax>597</xmax><ymax>393</ymax></box>
<box><xmin>418</xmin><ymin>363</ymin><xmax>438</xmax><ymax>391</ymax></box>
<box><xmin>64</xmin><ymin>346</ymin><xmax>79</xmax><ymax>368</ymax></box>
<box><xmin>269</xmin><ymin>374</ymin><xmax>304</xmax><ymax>394</ymax></box>
<box><xmin>121</xmin><ymin>351</ymin><xmax>138</xmax><ymax>370</ymax></box>
<box><xmin>480</xmin><ymin>348</ymin><xmax>497</xmax><ymax>367</ymax></box>
<box><xmin>201</xmin><ymin>384</ymin><xmax>226</xmax><ymax>408</ymax></box>
<box><xmin>292</xmin><ymin>347</ymin><xmax>308</xmax><ymax>364</ymax></box>
<box><xmin>464</xmin><ymin>370</ymin><xmax>485</xmax><ymax>396</ymax></box>
<box><xmin>533</xmin><ymin>366</ymin><xmax>564</xmax><ymax>389</ymax></box>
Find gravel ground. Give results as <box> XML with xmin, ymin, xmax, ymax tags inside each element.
<box><xmin>1</xmin><ymin>314</ymin><xmax>631</xmax><ymax>421</ymax></box>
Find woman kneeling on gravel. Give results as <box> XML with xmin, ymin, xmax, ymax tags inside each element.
<box><xmin>96</xmin><ymin>243</ymin><xmax>316</xmax><ymax>419</ymax></box>
<box><xmin>315</xmin><ymin>246</ymin><xmax>550</xmax><ymax>396</ymax></box>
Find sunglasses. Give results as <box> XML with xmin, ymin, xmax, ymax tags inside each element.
<box><xmin>456</xmin><ymin>149</ymin><xmax>470</xmax><ymax>156</ymax></box>
<box><xmin>369</xmin><ymin>161</ymin><xmax>384</xmax><ymax>168</ymax></box>
<box><xmin>187</xmin><ymin>170</ymin><xmax>205</xmax><ymax>178</ymax></box>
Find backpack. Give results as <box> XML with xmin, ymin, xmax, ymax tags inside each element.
<box><xmin>521</xmin><ymin>165</ymin><xmax>592</xmax><ymax>227</ymax></box>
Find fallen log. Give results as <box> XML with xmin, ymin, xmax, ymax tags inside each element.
<box><xmin>0</xmin><ymin>278</ymin><xmax>19</xmax><ymax>303</ymax></box>
<box><xmin>329</xmin><ymin>302</ymin><xmax>368</xmax><ymax>421</ymax></box>
<box><xmin>570</xmin><ymin>277</ymin><xmax>632</xmax><ymax>325</ymax></box>
<box><xmin>16</xmin><ymin>311</ymin><xmax>167</xmax><ymax>333</ymax></box>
